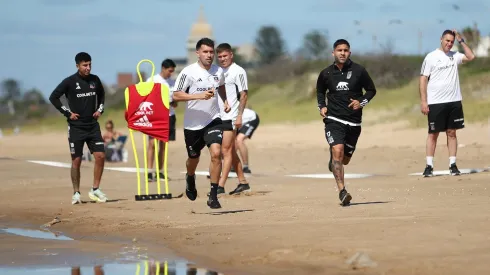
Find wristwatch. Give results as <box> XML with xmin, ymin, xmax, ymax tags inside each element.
<box><xmin>459</xmin><ymin>38</ymin><xmax>465</xmax><ymax>43</ymax></box>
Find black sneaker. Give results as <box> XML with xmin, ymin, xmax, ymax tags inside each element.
<box><xmin>229</xmin><ymin>183</ymin><xmax>251</xmax><ymax>195</ymax></box>
<box><xmin>207</xmin><ymin>197</ymin><xmax>222</xmax><ymax>209</ymax></box>
<box><xmin>328</xmin><ymin>147</ymin><xmax>333</xmax><ymax>172</ymax></box>
<box><xmin>185</xmin><ymin>174</ymin><xmax>197</xmax><ymax>201</ymax></box>
<box><xmin>423</xmin><ymin>165</ymin><xmax>433</xmax><ymax>177</ymax></box>
<box><xmin>339</xmin><ymin>189</ymin><xmax>352</xmax><ymax>206</ymax></box>
<box><xmin>147</xmin><ymin>173</ymin><xmax>154</xmax><ymax>182</ymax></box>
<box><xmin>207</xmin><ymin>186</ymin><xmax>225</xmax><ymax>197</ymax></box>
<box><xmin>243</xmin><ymin>167</ymin><xmax>252</xmax><ymax>174</ymax></box>
<box><xmin>449</xmin><ymin>163</ymin><xmax>461</xmax><ymax>176</ymax></box>
<box><xmin>157</xmin><ymin>172</ymin><xmax>170</xmax><ymax>181</ymax></box>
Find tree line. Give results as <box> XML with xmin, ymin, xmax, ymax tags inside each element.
<box><xmin>0</xmin><ymin>79</ymin><xmax>49</xmax><ymax>126</ymax></box>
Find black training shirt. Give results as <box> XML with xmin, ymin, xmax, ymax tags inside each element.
<box><xmin>49</xmin><ymin>72</ymin><xmax>105</xmax><ymax>127</ymax></box>
<box><xmin>316</xmin><ymin>59</ymin><xmax>376</xmax><ymax>124</ymax></box>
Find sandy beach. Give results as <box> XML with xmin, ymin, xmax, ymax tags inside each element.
<box><xmin>1</xmin><ymin>118</ymin><xmax>490</xmax><ymax>274</ymax></box>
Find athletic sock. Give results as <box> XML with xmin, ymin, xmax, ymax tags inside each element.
<box><xmin>243</xmin><ymin>165</ymin><xmax>249</xmax><ymax>170</ymax></box>
<box><xmin>449</xmin><ymin>156</ymin><xmax>456</xmax><ymax>166</ymax></box>
<box><xmin>74</xmin><ymin>191</ymin><xmax>80</xmax><ymax>195</ymax></box>
<box><xmin>92</xmin><ymin>187</ymin><xmax>98</xmax><ymax>191</ymax></box>
<box><xmin>426</xmin><ymin>156</ymin><xmax>434</xmax><ymax>166</ymax></box>
<box><xmin>210</xmin><ymin>183</ymin><xmax>218</xmax><ymax>199</ymax></box>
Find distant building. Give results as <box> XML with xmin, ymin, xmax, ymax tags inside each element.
<box><xmin>186</xmin><ymin>6</ymin><xmax>214</xmax><ymax>65</ymax></box>
<box><xmin>115</xmin><ymin>6</ymin><xmax>257</xmax><ymax>85</ymax></box>
<box><xmin>117</xmin><ymin>73</ymin><xmax>133</xmax><ymax>88</ymax></box>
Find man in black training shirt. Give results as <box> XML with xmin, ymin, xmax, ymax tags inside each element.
<box><xmin>316</xmin><ymin>39</ymin><xmax>377</xmax><ymax>206</ymax></box>
<box><xmin>49</xmin><ymin>52</ymin><xmax>108</xmax><ymax>205</ymax></box>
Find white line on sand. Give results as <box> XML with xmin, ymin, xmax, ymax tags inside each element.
<box><xmin>181</xmin><ymin>171</ymin><xmax>251</xmax><ymax>178</ymax></box>
<box><xmin>408</xmin><ymin>168</ymin><xmax>488</xmax><ymax>176</ymax></box>
<box><xmin>105</xmin><ymin>167</ymin><xmax>148</xmax><ymax>173</ymax></box>
<box><xmin>26</xmin><ymin>160</ymin><xmax>160</xmax><ymax>173</ymax></box>
<box><xmin>286</xmin><ymin>173</ymin><xmax>376</xmax><ymax>179</ymax></box>
<box><xmin>26</xmin><ymin>160</ymin><xmax>72</xmax><ymax>168</ymax></box>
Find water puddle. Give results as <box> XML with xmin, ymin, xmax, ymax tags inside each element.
<box><xmin>0</xmin><ymin>260</ymin><xmax>223</xmax><ymax>274</ymax></box>
<box><xmin>0</xmin><ymin>226</ymin><xmax>224</xmax><ymax>274</ymax></box>
<box><xmin>1</xmin><ymin>228</ymin><xmax>73</xmax><ymax>241</ymax></box>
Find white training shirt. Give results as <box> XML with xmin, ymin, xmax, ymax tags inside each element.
<box><xmin>218</xmin><ymin>63</ymin><xmax>248</xmax><ymax>121</ymax></box>
<box><xmin>172</xmin><ymin>62</ymin><xmax>225</xmax><ymax>130</ymax></box>
<box><xmin>146</xmin><ymin>74</ymin><xmax>176</xmax><ymax>116</ymax></box>
<box><xmin>242</xmin><ymin>108</ymin><xmax>257</xmax><ymax>124</ymax></box>
<box><xmin>420</xmin><ymin>48</ymin><xmax>464</xmax><ymax>105</ymax></box>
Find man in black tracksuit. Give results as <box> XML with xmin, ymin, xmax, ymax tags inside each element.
<box><xmin>316</xmin><ymin>39</ymin><xmax>377</xmax><ymax>206</ymax></box>
<box><xmin>49</xmin><ymin>52</ymin><xmax>108</xmax><ymax>205</ymax></box>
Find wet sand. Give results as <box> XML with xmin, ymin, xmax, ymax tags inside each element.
<box><xmin>1</xmin><ymin>119</ymin><xmax>490</xmax><ymax>274</ymax></box>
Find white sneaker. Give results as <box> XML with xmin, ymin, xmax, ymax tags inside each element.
<box><xmin>72</xmin><ymin>192</ymin><xmax>82</xmax><ymax>205</ymax></box>
<box><xmin>88</xmin><ymin>189</ymin><xmax>108</xmax><ymax>203</ymax></box>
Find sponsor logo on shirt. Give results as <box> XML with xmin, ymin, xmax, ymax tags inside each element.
<box><xmin>136</xmin><ymin>102</ymin><xmax>154</xmax><ymax>116</ymax></box>
<box><xmin>77</xmin><ymin>91</ymin><xmax>96</xmax><ymax>98</ymax></box>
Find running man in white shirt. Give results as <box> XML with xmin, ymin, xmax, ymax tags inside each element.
<box><xmin>172</xmin><ymin>38</ymin><xmax>231</xmax><ymax>209</ymax></box>
<box><xmin>236</xmin><ymin>107</ymin><xmax>260</xmax><ymax>174</ymax></box>
<box><xmin>419</xmin><ymin>29</ymin><xmax>475</xmax><ymax>177</ymax></box>
<box><xmin>215</xmin><ymin>43</ymin><xmax>251</xmax><ymax>196</ymax></box>
<box><xmin>145</xmin><ymin>59</ymin><xmax>177</xmax><ymax>181</ymax></box>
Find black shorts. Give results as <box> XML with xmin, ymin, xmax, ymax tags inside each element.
<box><xmin>221</xmin><ymin>119</ymin><xmax>234</xmax><ymax>131</ymax></box>
<box><xmin>324</xmin><ymin>119</ymin><xmax>361</xmax><ymax>158</ymax></box>
<box><xmin>428</xmin><ymin>101</ymin><xmax>464</xmax><ymax>133</ymax></box>
<box><xmin>184</xmin><ymin>118</ymin><xmax>223</xmax><ymax>158</ymax></box>
<box><xmin>68</xmin><ymin>123</ymin><xmax>105</xmax><ymax>160</ymax></box>
<box><xmin>237</xmin><ymin>116</ymin><xmax>260</xmax><ymax>139</ymax></box>
<box><xmin>148</xmin><ymin>115</ymin><xmax>176</xmax><ymax>141</ymax></box>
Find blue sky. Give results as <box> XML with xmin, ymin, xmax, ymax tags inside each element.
<box><xmin>1</xmin><ymin>0</ymin><xmax>489</xmax><ymax>98</ymax></box>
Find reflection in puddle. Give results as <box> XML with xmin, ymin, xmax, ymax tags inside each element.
<box><xmin>1</xmin><ymin>228</ymin><xmax>73</xmax><ymax>241</ymax></box>
<box><xmin>0</xmin><ymin>227</ymin><xmax>224</xmax><ymax>274</ymax></box>
<box><xmin>0</xmin><ymin>260</ymin><xmax>223</xmax><ymax>274</ymax></box>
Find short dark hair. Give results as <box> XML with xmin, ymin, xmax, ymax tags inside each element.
<box><xmin>161</xmin><ymin>59</ymin><xmax>176</xmax><ymax>68</ymax></box>
<box><xmin>196</xmin><ymin>38</ymin><xmax>215</xmax><ymax>50</ymax></box>
<box><xmin>441</xmin><ymin>29</ymin><xmax>455</xmax><ymax>38</ymax></box>
<box><xmin>216</xmin><ymin>43</ymin><xmax>233</xmax><ymax>53</ymax></box>
<box><xmin>75</xmin><ymin>52</ymin><xmax>91</xmax><ymax>64</ymax></box>
<box><xmin>333</xmin><ymin>39</ymin><xmax>350</xmax><ymax>49</ymax></box>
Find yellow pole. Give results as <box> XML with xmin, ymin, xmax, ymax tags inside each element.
<box><xmin>144</xmin><ymin>260</ymin><xmax>148</xmax><ymax>274</ymax></box>
<box><xmin>155</xmin><ymin>261</ymin><xmax>160</xmax><ymax>274</ymax></box>
<box><xmin>135</xmin><ymin>59</ymin><xmax>155</xmax><ymax>197</ymax></box>
<box><xmin>129</xmin><ymin>129</ymin><xmax>141</xmax><ymax>196</ymax></box>
<box><xmin>164</xmin><ymin>261</ymin><xmax>168</xmax><ymax>275</ymax></box>
<box><xmin>164</xmin><ymin>141</ymin><xmax>169</xmax><ymax>194</ymax></box>
<box><xmin>142</xmin><ymin>133</ymin><xmax>149</xmax><ymax>195</ymax></box>
<box><xmin>155</xmin><ymin>139</ymin><xmax>161</xmax><ymax>194</ymax></box>
<box><xmin>135</xmin><ymin>262</ymin><xmax>140</xmax><ymax>275</ymax></box>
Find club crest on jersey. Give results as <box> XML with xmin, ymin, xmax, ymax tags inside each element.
<box><xmin>346</xmin><ymin>71</ymin><xmax>352</xmax><ymax>79</ymax></box>
<box><xmin>89</xmin><ymin>81</ymin><xmax>96</xmax><ymax>89</ymax></box>
<box><xmin>214</xmin><ymin>75</ymin><xmax>219</xmax><ymax>82</ymax></box>
<box><xmin>336</xmin><ymin>81</ymin><xmax>349</xmax><ymax>91</ymax></box>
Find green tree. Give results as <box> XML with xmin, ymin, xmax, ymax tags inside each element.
<box><xmin>254</xmin><ymin>26</ymin><xmax>286</xmax><ymax>65</ymax></box>
<box><xmin>460</xmin><ymin>26</ymin><xmax>480</xmax><ymax>49</ymax></box>
<box><xmin>23</xmin><ymin>88</ymin><xmax>46</xmax><ymax>105</ymax></box>
<box><xmin>302</xmin><ymin>30</ymin><xmax>329</xmax><ymax>60</ymax></box>
<box><xmin>1</xmin><ymin>78</ymin><xmax>21</xmax><ymax>102</ymax></box>
<box><xmin>231</xmin><ymin>47</ymin><xmax>246</xmax><ymax>66</ymax></box>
